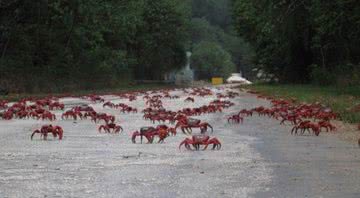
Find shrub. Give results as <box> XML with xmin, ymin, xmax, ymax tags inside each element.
<box><xmin>191</xmin><ymin>41</ymin><xmax>236</xmax><ymax>79</ymax></box>
<box><xmin>334</xmin><ymin>63</ymin><xmax>360</xmax><ymax>87</ymax></box>
<box><xmin>310</xmin><ymin>64</ymin><xmax>335</xmax><ymax>85</ymax></box>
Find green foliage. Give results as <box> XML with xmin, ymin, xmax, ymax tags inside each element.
<box><xmin>191</xmin><ymin>41</ymin><xmax>236</xmax><ymax>79</ymax></box>
<box><xmin>134</xmin><ymin>0</ymin><xmax>189</xmax><ymax>80</ymax></box>
<box><xmin>0</xmin><ymin>0</ymin><xmax>190</xmax><ymax>92</ymax></box>
<box><xmin>190</xmin><ymin>18</ymin><xmax>217</xmax><ymax>44</ymax></box>
<box><xmin>310</xmin><ymin>65</ymin><xmax>335</xmax><ymax>86</ymax></box>
<box><xmin>232</xmin><ymin>0</ymin><xmax>360</xmax><ymax>84</ymax></box>
<box><xmin>192</xmin><ymin>0</ymin><xmax>232</xmax><ymax>29</ymax></box>
<box><xmin>189</xmin><ymin>0</ymin><xmax>256</xmax><ymax>80</ymax></box>
<box><xmin>310</xmin><ymin>63</ymin><xmax>360</xmax><ymax>86</ymax></box>
<box><xmin>334</xmin><ymin>64</ymin><xmax>360</xmax><ymax>87</ymax></box>
<box><xmin>0</xmin><ymin>0</ymin><xmax>260</xmax><ymax>92</ymax></box>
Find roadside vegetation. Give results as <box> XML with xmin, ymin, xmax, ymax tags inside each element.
<box><xmin>0</xmin><ymin>0</ymin><xmax>253</xmax><ymax>94</ymax></box>
<box><xmin>246</xmin><ymin>84</ymin><xmax>360</xmax><ymax>124</ymax></box>
<box><xmin>232</xmin><ymin>1</ymin><xmax>360</xmax><ymax>131</ymax></box>
<box><xmin>0</xmin><ymin>1</ymin><xmax>190</xmax><ymax>93</ymax></box>
<box><xmin>232</xmin><ymin>0</ymin><xmax>360</xmax><ymax>85</ymax></box>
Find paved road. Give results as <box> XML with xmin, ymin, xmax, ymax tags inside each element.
<box><xmin>0</xmin><ymin>87</ymin><xmax>359</xmax><ymax>198</ymax></box>
<box><xmin>234</xmin><ymin>91</ymin><xmax>360</xmax><ymax>198</ymax></box>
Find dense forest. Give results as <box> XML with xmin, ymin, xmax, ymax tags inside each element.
<box><xmin>1</xmin><ymin>0</ymin><xmax>359</xmax><ymax>92</ymax></box>
<box><xmin>0</xmin><ymin>0</ymin><xmax>190</xmax><ymax>92</ymax></box>
<box><xmin>232</xmin><ymin>0</ymin><xmax>360</xmax><ymax>85</ymax></box>
<box><xmin>189</xmin><ymin>0</ymin><xmax>254</xmax><ymax>80</ymax></box>
<box><xmin>0</xmin><ymin>0</ymin><xmax>253</xmax><ymax>93</ymax></box>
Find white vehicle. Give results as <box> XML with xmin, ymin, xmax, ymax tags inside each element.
<box><xmin>226</xmin><ymin>73</ymin><xmax>252</xmax><ymax>84</ymax></box>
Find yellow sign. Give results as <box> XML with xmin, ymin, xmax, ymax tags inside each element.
<box><xmin>212</xmin><ymin>77</ymin><xmax>223</xmax><ymax>85</ymax></box>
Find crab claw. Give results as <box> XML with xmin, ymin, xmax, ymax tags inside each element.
<box><xmin>314</xmin><ymin>130</ymin><xmax>320</xmax><ymax>136</ymax></box>
<box><xmin>131</xmin><ymin>131</ymin><xmax>139</xmax><ymax>144</ymax></box>
<box><xmin>208</xmin><ymin>124</ymin><xmax>213</xmax><ymax>133</ymax></box>
<box><xmin>175</xmin><ymin>122</ymin><xmax>182</xmax><ymax>130</ymax></box>
<box><xmin>98</xmin><ymin>125</ymin><xmax>104</xmax><ymax>133</ymax></box>
<box><xmin>179</xmin><ymin>138</ymin><xmax>192</xmax><ymax>150</ymax></box>
<box><xmin>56</xmin><ymin>127</ymin><xmax>63</xmax><ymax>140</ymax></box>
<box><xmin>31</xmin><ymin>130</ymin><xmax>41</xmax><ymax>140</ymax></box>
<box><xmin>114</xmin><ymin>126</ymin><xmax>123</xmax><ymax>133</ymax></box>
<box><xmin>179</xmin><ymin>140</ymin><xmax>186</xmax><ymax>150</ymax></box>
<box><xmin>203</xmin><ymin>138</ymin><xmax>221</xmax><ymax>150</ymax></box>
<box><xmin>291</xmin><ymin>126</ymin><xmax>297</xmax><ymax>135</ymax></box>
<box><xmin>214</xmin><ymin>142</ymin><xmax>221</xmax><ymax>150</ymax></box>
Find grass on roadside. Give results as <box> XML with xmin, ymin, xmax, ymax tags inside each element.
<box><xmin>0</xmin><ymin>83</ymin><xmax>178</xmax><ymax>102</ymax></box>
<box><xmin>244</xmin><ymin>84</ymin><xmax>360</xmax><ymax>123</ymax></box>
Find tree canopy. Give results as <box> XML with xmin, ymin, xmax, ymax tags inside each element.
<box><xmin>2</xmin><ymin>0</ymin><xmax>355</xmax><ymax>92</ymax></box>
<box><xmin>189</xmin><ymin>0</ymin><xmax>254</xmax><ymax>80</ymax></box>
<box><xmin>232</xmin><ymin>0</ymin><xmax>360</xmax><ymax>84</ymax></box>
<box><xmin>0</xmin><ymin>0</ymin><xmax>190</xmax><ymax>92</ymax></box>
<box><xmin>192</xmin><ymin>41</ymin><xmax>235</xmax><ymax>78</ymax></box>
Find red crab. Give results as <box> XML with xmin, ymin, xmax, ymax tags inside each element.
<box><xmin>62</xmin><ymin>110</ymin><xmax>83</xmax><ymax>120</ymax></box>
<box><xmin>131</xmin><ymin>127</ymin><xmax>157</xmax><ymax>144</ymax></box>
<box><xmin>91</xmin><ymin>113</ymin><xmax>115</xmax><ymax>124</ymax></box>
<box><xmin>238</xmin><ymin>109</ymin><xmax>253</xmax><ymax>117</ymax></box>
<box><xmin>31</xmin><ymin>125</ymin><xmax>63</xmax><ymax>140</ymax></box>
<box><xmin>280</xmin><ymin>114</ymin><xmax>302</xmax><ymax>125</ymax></box>
<box><xmin>72</xmin><ymin>105</ymin><xmax>94</xmax><ymax>112</ymax></box>
<box><xmin>175</xmin><ymin>118</ymin><xmax>213</xmax><ymax>134</ymax></box>
<box><xmin>128</xmin><ymin>95</ymin><xmax>137</xmax><ymax>101</ymax></box>
<box><xmin>88</xmin><ymin>95</ymin><xmax>105</xmax><ymax>103</ymax></box>
<box><xmin>146</xmin><ymin>98</ymin><xmax>163</xmax><ymax>108</ymax></box>
<box><xmin>98</xmin><ymin>123</ymin><xmax>123</xmax><ymax>133</ymax></box>
<box><xmin>184</xmin><ymin>97</ymin><xmax>195</xmax><ymax>102</ymax></box>
<box><xmin>49</xmin><ymin>102</ymin><xmax>65</xmax><ymax>110</ymax></box>
<box><xmin>318</xmin><ymin>121</ymin><xmax>336</xmax><ymax>132</ymax></box>
<box><xmin>227</xmin><ymin>114</ymin><xmax>243</xmax><ymax>124</ymax></box>
<box><xmin>0</xmin><ymin>100</ymin><xmax>8</xmax><ymax>109</ymax></box>
<box><xmin>15</xmin><ymin>110</ymin><xmax>28</xmax><ymax>119</ymax></box>
<box><xmin>103</xmin><ymin>101</ymin><xmax>115</xmax><ymax>108</ymax></box>
<box><xmin>168</xmin><ymin>127</ymin><xmax>177</xmax><ymax>136</ymax></box>
<box><xmin>121</xmin><ymin>106</ymin><xmax>138</xmax><ymax>113</ymax></box>
<box><xmin>153</xmin><ymin>125</ymin><xmax>171</xmax><ymax>143</ymax></box>
<box><xmin>131</xmin><ymin>126</ymin><xmax>169</xmax><ymax>144</ymax></box>
<box><xmin>28</xmin><ymin>111</ymin><xmax>40</xmax><ymax>119</ymax></box>
<box><xmin>1</xmin><ymin>110</ymin><xmax>13</xmax><ymax>120</ymax></box>
<box><xmin>40</xmin><ymin>111</ymin><xmax>56</xmax><ymax>121</ymax></box>
<box><xmin>291</xmin><ymin>121</ymin><xmax>320</xmax><ymax>136</ymax></box>
<box><xmin>156</xmin><ymin>124</ymin><xmax>176</xmax><ymax>137</ymax></box>
<box><xmin>315</xmin><ymin>111</ymin><xmax>337</xmax><ymax>121</ymax></box>
<box><xmin>291</xmin><ymin>120</ymin><xmax>311</xmax><ymax>135</ymax></box>
<box><xmin>179</xmin><ymin>135</ymin><xmax>221</xmax><ymax>151</ymax></box>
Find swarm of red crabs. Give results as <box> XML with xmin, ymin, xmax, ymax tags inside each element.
<box><xmin>2</xmin><ymin>85</ymin><xmax>357</xmax><ymax>149</ymax></box>
<box><xmin>244</xmin><ymin>91</ymin><xmax>339</xmax><ymax>137</ymax></box>
<box><xmin>4</xmin><ymin>88</ymin><xmax>225</xmax><ymax>146</ymax></box>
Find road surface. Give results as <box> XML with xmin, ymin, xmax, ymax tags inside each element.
<box><xmin>0</xmin><ymin>86</ymin><xmax>359</xmax><ymax>198</ymax></box>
